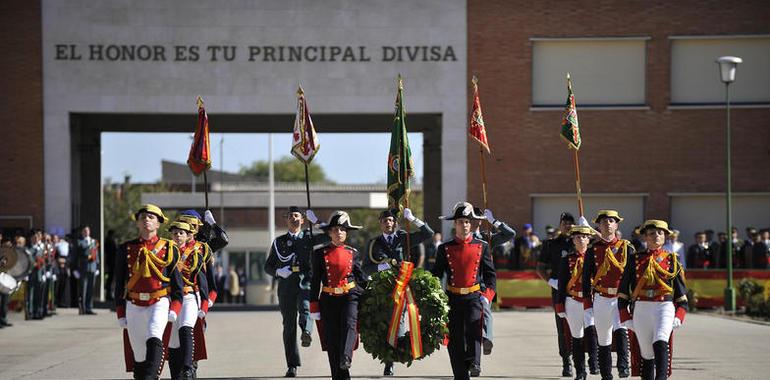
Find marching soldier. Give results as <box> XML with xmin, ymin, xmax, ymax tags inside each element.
<box><xmin>309</xmin><ymin>211</ymin><xmax>366</xmax><ymax>380</ymax></box>
<box><xmin>362</xmin><ymin>207</ymin><xmax>433</xmax><ymax>376</ymax></box>
<box><xmin>430</xmin><ymin>202</ymin><xmax>495</xmax><ymax>380</ymax></box>
<box><xmin>264</xmin><ymin>206</ymin><xmax>329</xmax><ymax>378</ymax></box>
<box><xmin>555</xmin><ymin>224</ymin><xmax>598</xmax><ymax>380</ymax></box>
<box><xmin>536</xmin><ymin>212</ymin><xmax>575</xmax><ymax>376</ymax></box>
<box><xmin>176</xmin><ymin>209</ymin><xmax>227</xmax><ymax>377</ymax></box>
<box><xmin>167</xmin><ymin>221</ymin><xmax>208</xmax><ymax>380</ymax></box>
<box><xmin>73</xmin><ymin>225</ymin><xmax>99</xmax><ymax>315</ymax></box>
<box><xmin>584</xmin><ymin>210</ymin><xmax>633</xmax><ymax>379</ymax></box>
<box><xmin>618</xmin><ymin>220</ymin><xmax>688</xmax><ymax>380</ymax></box>
<box><xmin>474</xmin><ymin>207</ymin><xmax>516</xmax><ymax>356</ymax></box>
<box><xmin>114</xmin><ymin>204</ymin><xmax>184</xmax><ymax>380</ymax></box>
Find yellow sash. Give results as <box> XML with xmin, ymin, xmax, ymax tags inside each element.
<box><xmin>592</xmin><ymin>240</ymin><xmax>627</xmax><ymax>286</ymax></box>
<box><xmin>127</xmin><ymin>239</ymin><xmax>174</xmax><ymax>290</ymax></box>
<box><xmin>632</xmin><ymin>251</ymin><xmax>681</xmax><ymax>300</ymax></box>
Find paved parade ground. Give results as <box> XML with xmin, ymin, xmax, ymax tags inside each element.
<box><xmin>1</xmin><ymin>308</ymin><xmax>768</xmax><ymax>380</ymax></box>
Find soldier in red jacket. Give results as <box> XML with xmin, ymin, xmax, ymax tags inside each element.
<box><xmin>430</xmin><ymin>202</ymin><xmax>495</xmax><ymax>380</ymax></box>
<box><xmin>583</xmin><ymin>210</ymin><xmax>634</xmax><ymax>379</ymax></box>
<box><xmin>114</xmin><ymin>204</ymin><xmax>184</xmax><ymax>380</ymax></box>
<box><xmin>618</xmin><ymin>220</ymin><xmax>688</xmax><ymax>380</ymax></box>
<box><xmin>309</xmin><ymin>211</ymin><xmax>366</xmax><ymax>380</ymax></box>
<box><xmin>555</xmin><ymin>224</ymin><xmax>598</xmax><ymax>380</ymax></box>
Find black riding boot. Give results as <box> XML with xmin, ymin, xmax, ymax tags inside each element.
<box><xmin>179</xmin><ymin>326</ymin><xmax>195</xmax><ymax>380</ymax></box>
<box><xmin>562</xmin><ymin>355</ymin><xmax>573</xmax><ymax>377</ymax></box>
<box><xmin>641</xmin><ymin>359</ymin><xmax>655</xmax><ymax>380</ymax></box>
<box><xmin>143</xmin><ymin>337</ymin><xmax>165</xmax><ymax>380</ymax></box>
<box><xmin>615</xmin><ymin>329</ymin><xmax>630</xmax><ymax>378</ymax></box>
<box><xmin>585</xmin><ymin>326</ymin><xmax>599</xmax><ymax>374</ymax></box>
<box><xmin>132</xmin><ymin>361</ymin><xmax>145</xmax><ymax>380</ymax></box>
<box><xmin>598</xmin><ymin>345</ymin><xmax>613</xmax><ymax>380</ymax></box>
<box><xmin>572</xmin><ymin>337</ymin><xmax>586</xmax><ymax>380</ymax></box>
<box><xmin>168</xmin><ymin>348</ymin><xmax>182</xmax><ymax>379</ymax></box>
<box><xmin>653</xmin><ymin>340</ymin><xmax>669</xmax><ymax>380</ymax></box>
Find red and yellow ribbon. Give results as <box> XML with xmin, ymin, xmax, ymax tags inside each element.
<box><xmin>386</xmin><ymin>261</ymin><xmax>424</xmax><ymax>359</ymax></box>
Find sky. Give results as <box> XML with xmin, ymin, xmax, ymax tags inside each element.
<box><xmin>101</xmin><ymin>132</ymin><xmax>424</xmax><ymax>184</ymax></box>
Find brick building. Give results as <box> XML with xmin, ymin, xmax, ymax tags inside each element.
<box><xmin>1</xmin><ymin>0</ymin><xmax>769</xmax><ymax>248</ymax></box>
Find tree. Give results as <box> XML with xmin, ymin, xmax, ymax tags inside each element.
<box><xmin>239</xmin><ymin>156</ymin><xmax>332</xmax><ymax>183</ymax></box>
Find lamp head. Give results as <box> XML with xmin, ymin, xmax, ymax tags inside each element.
<box><xmin>716</xmin><ymin>56</ymin><xmax>742</xmax><ymax>84</ymax></box>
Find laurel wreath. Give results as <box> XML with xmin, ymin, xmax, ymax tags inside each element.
<box><xmin>359</xmin><ymin>267</ymin><xmax>449</xmax><ymax>365</ymax></box>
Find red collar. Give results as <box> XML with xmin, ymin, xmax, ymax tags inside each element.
<box><xmin>139</xmin><ymin>235</ymin><xmax>159</xmax><ymax>245</ymax></box>
<box><xmin>647</xmin><ymin>248</ymin><xmax>664</xmax><ymax>256</ymax></box>
<box><xmin>454</xmin><ymin>234</ymin><xmax>474</xmax><ymax>245</ymax></box>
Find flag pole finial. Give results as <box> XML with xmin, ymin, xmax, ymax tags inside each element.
<box><xmin>196</xmin><ymin>95</ymin><xmax>204</xmax><ymax>109</ymax></box>
<box><xmin>297</xmin><ymin>84</ymin><xmax>304</xmax><ymax>96</ymax></box>
<box><xmin>397</xmin><ymin>74</ymin><xmax>403</xmax><ymax>90</ymax></box>
<box><xmin>472</xmin><ymin>75</ymin><xmax>478</xmax><ymax>86</ymax></box>
<box><xmin>566</xmin><ymin>72</ymin><xmax>571</xmax><ymax>80</ymax></box>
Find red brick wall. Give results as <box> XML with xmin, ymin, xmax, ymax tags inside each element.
<box><xmin>0</xmin><ymin>1</ymin><xmax>44</xmax><ymax>230</ymax></box>
<box><xmin>467</xmin><ymin>0</ymin><xmax>770</xmax><ymax>226</ymax></box>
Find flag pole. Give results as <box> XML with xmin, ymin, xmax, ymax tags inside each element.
<box><xmin>572</xmin><ymin>148</ymin><xmax>584</xmax><ymax>217</ymax></box>
<box><xmin>399</xmin><ymin>75</ymin><xmax>412</xmax><ymax>263</ymax></box>
<box><xmin>304</xmin><ymin>163</ymin><xmax>314</xmax><ymax>240</ymax></box>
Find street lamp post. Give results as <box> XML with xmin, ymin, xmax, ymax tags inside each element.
<box><xmin>717</xmin><ymin>56</ymin><xmax>742</xmax><ymax>312</ymax></box>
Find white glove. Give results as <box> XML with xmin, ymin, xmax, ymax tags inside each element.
<box><xmin>557</xmin><ymin>312</ymin><xmax>566</xmax><ymax>319</ymax></box>
<box><xmin>480</xmin><ymin>294</ymin><xmax>489</xmax><ymax>305</ymax></box>
<box><xmin>95</xmin><ymin>270</ymin><xmax>100</xmax><ymax>277</ymax></box>
<box><xmin>310</xmin><ymin>312</ymin><xmax>321</xmax><ymax>321</ymax></box>
<box><xmin>584</xmin><ymin>308</ymin><xmax>595</xmax><ymax>327</ymax></box>
<box><xmin>45</xmin><ymin>271</ymin><xmax>52</xmax><ymax>279</ymax></box>
<box><xmin>204</xmin><ymin>210</ymin><xmax>216</xmax><ymax>225</ymax></box>
<box><xmin>305</xmin><ymin>209</ymin><xmax>318</xmax><ymax>224</ymax></box>
<box><xmin>52</xmin><ymin>274</ymin><xmax>57</xmax><ymax>281</ymax></box>
<box><xmin>118</xmin><ymin>318</ymin><xmax>127</xmax><ymax>329</ymax></box>
<box><xmin>484</xmin><ymin>209</ymin><xmax>496</xmax><ymax>224</ymax></box>
<box><xmin>276</xmin><ymin>266</ymin><xmax>292</xmax><ymax>279</ymax></box>
<box><xmin>73</xmin><ymin>270</ymin><xmax>81</xmax><ymax>279</ymax></box>
<box><xmin>547</xmin><ymin>278</ymin><xmax>558</xmax><ymax>290</ymax></box>
<box><xmin>672</xmin><ymin>317</ymin><xmax>682</xmax><ymax>329</ymax></box>
<box><xmin>168</xmin><ymin>311</ymin><xmax>177</xmax><ymax>323</ymax></box>
<box><xmin>198</xmin><ymin>310</ymin><xmax>206</xmax><ymax>319</ymax></box>
<box><xmin>403</xmin><ymin>208</ymin><xmax>416</xmax><ymax>222</ymax></box>
<box><xmin>377</xmin><ymin>262</ymin><xmax>391</xmax><ymax>272</ymax></box>
<box><xmin>208</xmin><ymin>299</ymin><xmax>214</xmax><ymax>308</ymax></box>
<box><xmin>622</xmin><ymin>320</ymin><xmax>634</xmax><ymax>331</ymax></box>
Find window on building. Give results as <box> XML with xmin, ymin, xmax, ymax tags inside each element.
<box><xmin>670</xmin><ymin>36</ymin><xmax>770</xmax><ymax>105</ymax></box>
<box><xmin>531</xmin><ymin>38</ymin><xmax>648</xmax><ymax>107</ymax></box>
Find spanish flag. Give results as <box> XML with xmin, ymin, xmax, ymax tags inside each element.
<box><xmin>187</xmin><ymin>96</ymin><xmax>212</xmax><ymax>175</ymax></box>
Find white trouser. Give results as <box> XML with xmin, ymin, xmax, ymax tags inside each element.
<box><xmin>594</xmin><ymin>294</ymin><xmax>624</xmax><ymax>346</ymax></box>
<box><xmin>565</xmin><ymin>297</ymin><xmax>585</xmax><ymax>339</ymax></box>
<box><xmin>632</xmin><ymin>301</ymin><xmax>674</xmax><ymax>359</ymax></box>
<box><xmin>126</xmin><ymin>297</ymin><xmax>170</xmax><ymax>361</ymax></box>
<box><xmin>169</xmin><ymin>293</ymin><xmax>199</xmax><ymax>349</ymax></box>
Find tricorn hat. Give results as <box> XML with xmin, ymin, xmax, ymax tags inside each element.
<box><xmin>321</xmin><ymin>211</ymin><xmax>362</xmax><ymax>231</ymax></box>
<box><xmin>640</xmin><ymin>219</ymin><xmax>673</xmax><ymax>235</ymax></box>
<box><xmin>168</xmin><ymin>221</ymin><xmax>194</xmax><ymax>233</ymax></box>
<box><xmin>593</xmin><ymin>209</ymin><xmax>624</xmax><ymax>224</ymax></box>
<box><xmin>440</xmin><ymin>202</ymin><xmax>485</xmax><ymax>221</ymax></box>
<box><xmin>569</xmin><ymin>225</ymin><xmax>598</xmax><ymax>236</ymax></box>
<box><xmin>133</xmin><ymin>204</ymin><xmax>168</xmax><ymax>224</ymax></box>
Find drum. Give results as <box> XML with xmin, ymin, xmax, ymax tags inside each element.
<box><xmin>0</xmin><ymin>272</ymin><xmax>17</xmax><ymax>295</ymax></box>
<box><xmin>5</xmin><ymin>247</ymin><xmax>32</xmax><ymax>280</ymax></box>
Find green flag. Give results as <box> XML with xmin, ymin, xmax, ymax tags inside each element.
<box><xmin>387</xmin><ymin>76</ymin><xmax>415</xmax><ymax>212</ymax></box>
<box><xmin>560</xmin><ymin>73</ymin><xmax>581</xmax><ymax>150</ymax></box>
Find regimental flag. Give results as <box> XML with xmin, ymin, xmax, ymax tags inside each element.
<box><xmin>560</xmin><ymin>73</ymin><xmax>581</xmax><ymax>150</ymax></box>
<box><xmin>469</xmin><ymin>76</ymin><xmax>490</xmax><ymax>154</ymax></box>
<box><xmin>187</xmin><ymin>96</ymin><xmax>212</xmax><ymax>176</ymax></box>
<box><xmin>387</xmin><ymin>75</ymin><xmax>415</xmax><ymax>212</ymax></box>
<box><xmin>291</xmin><ymin>86</ymin><xmax>320</xmax><ymax>164</ymax></box>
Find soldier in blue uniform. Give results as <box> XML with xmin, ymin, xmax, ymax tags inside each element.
<box><xmin>361</xmin><ymin>207</ymin><xmax>433</xmax><ymax>376</ymax></box>
<box><xmin>264</xmin><ymin>206</ymin><xmax>329</xmax><ymax>377</ymax></box>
